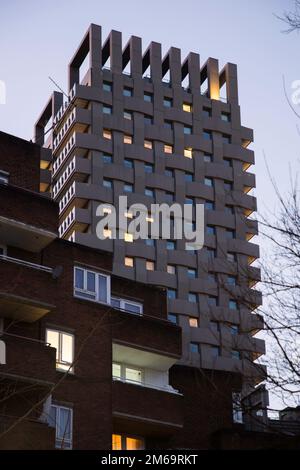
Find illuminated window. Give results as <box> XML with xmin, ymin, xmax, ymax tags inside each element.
<box><xmin>49</xmin><ymin>405</ymin><xmax>73</xmax><ymax>449</ymax></box>
<box><xmin>124</xmin><ymin>134</ymin><xmax>132</xmax><ymax>144</ymax></box>
<box><xmin>103</xmin><ymin>129</ymin><xmax>112</xmax><ymax>140</ymax></box>
<box><xmin>124</xmin><ymin>232</ymin><xmax>133</xmax><ymax>243</ymax></box>
<box><xmin>146</xmin><ymin>260</ymin><xmax>155</xmax><ymax>271</ymax></box>
<box><xmin>46</xmin><ymin>329</ymin><xmax>74</xmax><ymax>373</ymax></box>
<box><xmin>125</xmin><ymin>256</ymin><xmax>134</xmax><ymax>267</ymax></box>
<box><xmin>164</xmin><ymin>144</ymin><xmax>173</xmax><ymax>154</ymax></box>
<box><xmin>144</xmin><ymin>140</ymin><xmax>153</xmax><ymax>149</ymax></box>
<box><xmin>183</xmin><ymin>102</ymin><xmax>192</xmax><ymax>112</ymax></box>
<box><xmin>184</xmin><ymin>147</ymin><xmax>192</xmax><ymax>158</ymax></box>
<box><xmin>189</xmin><ymin>317</ymin><xmax>198</xmax><ymax>328</ymax></box>
<box><xmin>112</xmin><ymin>434</ymin><xmax>144</xmax><ymax>450</ymax></box>
<box><xmin>167</xmin><ymin>265</ymin><xmax>176</xmax><ymax>275</ymax></box>
<box><xmin>103</xmin><ymin>228</ymin><xmax>112</xmax><ymax>239</ymax></box>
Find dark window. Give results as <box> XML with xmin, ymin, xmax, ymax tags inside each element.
<box><xmin>144</xmin><ymin>92</ymin><xmax>153</xmax><ymax>102</ymax></box>
<box><xmin>123</xmin><ymin>87</ymin><xmax>132</xmax><ymax>97</ymax></box>
<box><xmin>103</xmin><ymin>81</ymin><xmax>112</xmax><ymax>92</ymax></box>
<box><xmin>124</xmin><ymin>159</ymin><xmax>133</xmax><ymax>169</ymax></box>
<box><xmin>168</xmin><ymin>313</ymin><xmax>178</xmax><ymax>324</ymax></box>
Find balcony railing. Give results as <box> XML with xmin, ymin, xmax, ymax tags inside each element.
<box><xmin>53</xmin><ymin>108</ymin><xmax>76</xmax><ymax>151</ymax></box>
<box><xmin>53</xmin><ymin>156</ymin><xmax>76</xmax><ymax>199</ymax></box>
<box><xmin>112</xmin><ymin>376</ymin><xmax>180</xmax><ymax>395</ymax></box>
<box><xmin>0</xmin><ymin>254</ymin><xmax>53</xmax><ymax>274</ymax></box>
<box><xmin>53</xmin><ymin>131</ymin><xmax>76</xmax><ymax>176</ymax></box>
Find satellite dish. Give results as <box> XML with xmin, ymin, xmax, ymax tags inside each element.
<box><xmin>52</xmin><ymin>265</ymin><xmax>63</xmax><ymax>279</ymax></box>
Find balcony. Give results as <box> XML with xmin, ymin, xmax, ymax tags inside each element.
<box><xmin>0</xmin><ymin>415</ymin><xmax>55</xmax><ymax>450</ymax></box>
<box><xmin>0</xmin><ymin>255</ymin><xmax>56</xmax><ymax>322</ymax></box>
<box><xmin>0</xmin><ymin>184</ymin><xmax>57</xmax><ymax>252</ymax></box>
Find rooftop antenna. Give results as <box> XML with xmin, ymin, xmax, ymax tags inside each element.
<box><xmin>48</xmin><ymin>76</ymin><xmax>68</xmax><ymax>99</ymax></box>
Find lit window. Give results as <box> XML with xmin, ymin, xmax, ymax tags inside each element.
<box><xmin>103</xmin><ymin>129</ymin><xmax>112</xmax><ymax>140</ymax></box>
<box><xmin>46</xmin><ymin>329</ymin><xmax>74</xmax><ymax>373</ymax></box>
<box><xmin>190</xmin><ymin>342</ymin><xmax>199</xmax><ymax>353</ymax></box>
<box><xmin>74</xmin><ymin>267</ymin><xmax>110</xmax><ymax>304</ymax></box>
<box><xmin>167</xmin><ymin>265</ymin><xmax>176</xmax><ymax>275</ymax></box>
<box><xmin>103</xmin><ymin>105</ymin><xmax>112</xmax><ymax>114</ymax></box>
<box><xmin>103</xmin><ymin>179</ymin><xmax>113</xmax><ymax>189</ymax></box>
<box><xmin>189</xmin><ymin>317</ymin><xmax>198</xmax><ymax>328</ymax></box>
<box><xmin>125</xmin><ymin>256</ymin><xmax>134</xmax><ymax>267</ymax></box>
<box><xmin>124</xmin><ymin>134</ymin><xmax>132</xmax><ymax>144</ymax></box>
<box><xmin>203</xmin><ymin>130</ymin><xmax>212</xmax><ymax>140</ymax></box>
<box><xmin>124</xmin><ymin>110</ymin><xmax>132</xmax><ymax>120</ymax></box>
<box><xmin>124</xmin><ymin>159</ymin><xmax>133</xmax><ymax>169</ymax></box>
<box><xmin>102</xmin><ymin>154</ymin><xmax>112</xmax><ymax>164</ymax></box>
<box><xmin>146</xmin><ymin>260</ymin><xmax>155</xmax><ymax>271</ymax></box>
<box><xmin>144</xmin><ymin>140</ymin><xmax>153</xmax><ymax>149</ymax></box>
<box><xmin>112</xmin><ymin>434</ymin><xmax>144</xmax><ymax>450</ymax></box>
<box><xmin>167</xmin><ymin>289</ymin><xmax>176</xmax><ymax>300</ymax></box>
<box><xmin>49</xmin><ymin>405</ymin><xmax>73</xmax><ymax>449</ymax></box>
<box><xmin>184</xmin><ymin>147</ymin><xmax>192</xmax><ymax>158</ymax></box>
<box><xmin>163</xmin><ymin>98</ymin><xmax>172</xmax><ymax>108</ymax></box>
<box><xmin>204</xmin><ymin>177</ymin><xmax>213</xmax><ymax>187</ymax></box>
<box><xmin>144</xmin><ymin>92</ymin><xmax>153</xmax><ymax>102</ymax></box>
<box><xmin>204</xmin><ymin>153</ymin><xmax>212</xmax><ymax>163</ymax></box>
<box><xmin>103</xmin><ymin>81</ymin><xmax>112</xmax><ymax>92</ymax></box>
<box><xmin>123</xmin><ymin>87</ymin><xmax>132</xmax><ymax>97</ymax></box>
<box><xmin>168</xmin><ymin>313</ymin><xmax>177</xmax><ymax>324</ymax></box>
<box><xmin>184</xmin><ymin>126</ymin><xmax>192</xmax><ymax>135</ymax></box>
<box><xmin>229</xmin><ymin>299</ymin><xmax>238</xmax><ymax>310</ymax></box>
<box><xmin>124</xmin><ymin>183</ymin><xmax>133</xmax><ymax>193</ymax></box>
<box><xmin>183</xmin><ymin>103</ymin><xmax>192</xmax><ymax>112</ymax></box>
<box><xmin>144</xmin><ymin>163</ymin><xmax>154</xmax><ymax>174</ymax></box>
<box><xmin>124</xmin><ymin>232</ymin><xmax>133</xmax><ymax>242</ymax></box>
<box><xmin>164</xmin><ymin>144</ymin><xmax>173</xmax><ymax>154</ymax></box>
<box><xmin>188</xmin><ymin>292</ymin><xmax>197</xmax><ymax>303</ymax></box>
<box><xmin>221</xmin><ymin>112</ymin><xmax>230</xmax><ymax>122</ymax></box>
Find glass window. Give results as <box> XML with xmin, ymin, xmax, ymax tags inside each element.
<box><xmin>144</xmin><ymin>140</ymin><xmax>153</xmax><ymax>149</ymax></box>
<box><xmin>124</xmin><ymin>110</ymin><xmax>132</xmax><ymax>120</ymax></box>
<box><xmin>144</xmin><ymin>92</ymin><xmax>152</xmax><ymax>102</ymax></box>
<box><xmin>221</xmin><ymin>112</ymin><xmax>230</xmax><ymax>122</ymax></box>
<box><xmin>203</xmin><ymin>130</ymin><xmax>212</xmax><ymax>140</ymax></box>
<box><xmin>227</xmin><ymin>252</ymin><xmax>237</xmax><ymax>262</ymax></box>
<box><xmin>163</xmin><ymin>98</ymin><xmax>172</xmax><ymax>108</ymax></box>
<box><xmin>0</xmin><ymin>171</ymin><xmax>9</xmax><ymax>184</ymax></box>
<box><xmin>188</xmin><ymin>293</ymin><xmax>197</xmax><ymax>303</ymax></box>
<box><xmin>190</xmin><ymin>342</ymin><xmax>199</xmax><ymax>353</ymax></box>
<box><xmin>145</xmin><ymin>238</ymin><xmax>155</xmax><ymax>247</ymax></box>
<box><xmin>224</xmin><ymin>158</ymin><xmax>232</xmax><ymax>167</ymax></box>
<box><xmin>206</xmin><ymin>225</ymin><xmax>216</xmax><ymax>236</ymax></box>
<box><xmin>125</xmin><ymin>366</ymin><xmax>142</xmax><ymax>383</ymax></box>
<box><xmin>184</xmin><ymin>126</ymin><xmax>192</xmax><ymax>135</ymax></box>
<box><xmin>124</xmin><ymin>134</ymin><xmax>132</xmax><ymax>144</ymax></box>
<box><xmin>144</xmin><ymin>115</ymin><xmax>153</xmax><ymax>125</ymax></box>
<box><xmin>226</xmin><ymin>229</ymin><xmax>235</xmax><ymax>239</ymax></box>
<box><xmin>230</xmin><ymin>325</ymin><xmax>239</xmax><ymax>336</ymax></box>
<box><xmin>205</xmin><ymin>201</ymin><xmax>214</xmax><ymax>210</ymax></box>
<box><xmin>208</xmin><ymin>296</ymin><xmax>218</xmax><ymax>307</ymax></box>
<box><xmin>185</xmin><ymin>197</ymin><xmax>194</xmax><ymax>205</ymax></box>
<box><xmin>183</xmin><ymin>103</ymin><xmax>192</xmax><ymax>112</ymax></box>
<box><xmin>232</xmin><ymin>350</ymin><xmax>241</xmax><ymax>360</ymax></box>
<box><xmin>167</xmin><ymin>265</ymin><xmax>176</xmax><ymax>275</ymax></box>
<box><xmin>112</xmin><ymin>434</ymin><xmax>122</xmax><ymax>450</ymax></box>
<box><xmin>124</xmin><ymin>159</ymin><xmax>133</xmax><ymax>169</ymax></box>
<box><xmin>188</xmin><ymin>268</ymin><xmax>196</xmax><ymax>279</ymax></box>
<box><xmin>204</xmin><ymin>177</ymin><xmax>213</xmax><ymax>187</ymax></box>
<box><xmin>166</xmin><ymin>240</ymin><xmax>175</xmax><ymax>250</ymax></box>
<box><xmin>168</xmin><ymin>313</ymin><xmax>178</xmax><ymax>324</ymax></box>
<box><xmin>207</xmin><ymin>248</ymin><xmax>216</xmax><ymax>260</ymax></box>
<box><xmin>210</xmin><ymin>321</ymin><xmax>219</xmax><ymax>332</ymax></box>
<box><xmin>124</xmin><ymin>183</ymin><xmax>133</xmax><ymax>193</ymax></box>
<box><xmin>229</xmin><ymin>299</ymin><xmax>238</xmax><ymax>310</ymax></box>
<box><xmin>165</xmin><ymin>169</ymin><xmax>174</xmax><ymax>177</ymax></box>
<box><xmin>112</xmin><ymin>434</ymin><xmax>144</xmax><ymax>450</ymax></box>
<box><xmin>113</xmin><ymin>363</ymin><xmax>121</xmax><ymax>378</ymax></box>
<box><xmin>146</xmin><ymin>260</ymin><xmax>155</xmax><ymax>271</ymax></box>
<box><xmin>211</xmin><ymin>346</ymin><xmax>220</xmax><ymax>358</ymax></box>
<box><xmin>223</xmin><ymin>134</ymin><xmax>231</xmax><ymax>144</ymax></box>
<box><xmin>49</xmin><ymin>405</ymin><xmax>73</xmax><ymax>449</ymax></box>
<box><xmin>103</xmin><ymin>105</ymin><xmax>112</xmax><ymax>114</ymax></box>
<box><xmin>103</xmin><ymin>179</ymin><xmax>113</xmax><ymax>189</ymax></box>
<box><xmin>164</xmin><ymin>144</ymin><xmax>173</xmax><ymax>154</ymax></box>
<box><xmin>204</xmin><ymin>153</ymin><xmax>212</xmax><ymax>163</ymax></box>
<box><xmin>123</xmin><ymin>87</ymin><xmax>132</xmax><ymax>97</ymax></box>
<box><xmin>189</xmin><ymin>317</ymin><xmax>198</xmax><ymax>328</ymax></box>
<box><xmin>224</xmin><ymin>181</ymin><xmax>233</xmax><ymax>191</ymax></box>
<box><xmin>144</xmin><ymin>163</ymin><xmax>154</xmax><ymax>174</ymax></box>
<box><xmin>184</xmin><ymin>147</ymin><xmax>193</xmax><ymax>158</ymax></box>
<box><xmin>164</xmin><ymin>120</ymin><xmax>173</xmax><ymax>130</ymax></box>
<box><xmin>185</xmin><ymin>173</ymin><xmax>193</xmax><ymax>182</ymax></box>
<box><xmin>167</xmin><ymin>289</ymin><xmax>176</xmax><ymax>300</ymax></box>
<box><xmin>232</xmin><ymin>392</ymin><xmax>243</xmax><ymax>423</ymax></box>
<box><xmin>103</xmin><ymin>129</ymin><xmax>112</xmax><ymax>140</ymax></box>
<box><xmin>145</xmin><ymin>188</ymin><xmax>154</xmax><ymax>197</ymax></box>
<box><xmin>103</xmin><ymin>154</ymin><xmax>112</xmax><ymax>164</ymax></box>
<box><xmin>103</xmin><ymin>81</ymin><xmax>112</xmax><ymax>92</ymax></box>
<box><xmin>125</xmin><ymin>256</ymin><xmax>134</xmax><ymax>267</ymax></box>
<box><xmin>74</xmin><ymin>267</ymin><xmax>110</xmax><ymax>304</ymax></box>
<box><xmin>227</xmin><ymin>276</ymin><xmax>237</xmax><ymax>286</ymax></box>
<box><xmin>203</xmin><ymin>107</ymin><xmax>211</xmax><ymax>118</ymax></box>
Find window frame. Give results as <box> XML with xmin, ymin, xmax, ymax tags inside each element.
<box><xmin>46</xmin><ymin>328</ymin><xmax>75</xmax><ymax>373</ymax></box>
<box><xmin>111</xmin><ymin>297</ymin><xmax>143</xmax><ymax>315</ymax></box>
<box><xmin>74</xmin><ymin>266</ymin><xmax>111</xmax><ymax>305</ymax></box>
<box><xmin>50</xmin><ymin>404</ymin><xmax>73</xmax><ymax>450</ymax></box>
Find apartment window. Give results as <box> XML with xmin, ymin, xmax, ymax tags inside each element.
<box><xmin>111</xmin><ymin>298</ymin><xmax>142</xmax><ymax>314</ymax></box>
<box><xmin>204</xmin><ymin>177</ymin><xmax>213</xmax><ymax>187</ymax></box>
<box><xmin>124</xmin><ymin>110</ymin><xmax>132</xmax><ymax>120</ymax></box>
<box><xmin>203</xmin><ymin>107</ymin><xmax>211</xmax><ymax>118</ymax></box>
<box><xmin>144</xmin><ymin>92</ymin><xmax>153</xmax><ymax>102</ymax></box>
<box><xmin>124</xmin><ymin>232</ymin><xmax>133</xmax><ymax>243</ymax></box>
<box><xmin>103</xmin><ymin>105</ymin><xmax>112</xmax><ymax>115</ymax></box>
<box><xmin>184</xmin><ymin>147</ymin><xmax>193</xmax><ymax>158</ymax></box>
<box><xmin>208</xmin><ymin>296</ymin><xmax>218</xmax><ymax>307</ymax></box>
<box><xmin>203</xmin><ymin>130</ymin><xmax>212</xmax><ymax>141</ymax></box>
<box><xmin>207</xmin><ymin>248</ymin><xmax>216</xmax><ymax>260</ymax></box>
<box><xmin>124</xmin><ymin>183</ymin><xmax>133</xmax><ymax>193</ymax></box>
<box><xmin>167</xmin><ymin>265</ymin><xmax>176</xmax><ymax>275</ymax></box>
<box><xmin>227</xmin><ymin>276</ymin><xmax>237</xmax><ymax>286</ymax></box>
<box><xmin>46</xmin><ymin>329</ymin><xmax>74</xmax><ymax>373</ymax></box>
<box><xmin>187</xmin><ymin>268</ymin><xmax>196</xmax><ymax>279</ymax></box>
<box><xmin>190</xmin><ymin>342</ymin><xmax>199</xmax><ymax>353</ymax></box>
<box><xmin>183</xmin><ymin>102</ymin><xmax>192</xmax><ymax>112</ymax></box>
<box><xmin>103</xmin><ymin>81</ymin><xmax>112</xmax><ymax>92</ymax></box>
<box><xmin>225</xmin><ymin>205</ymin><xmax>234</xmax><ymax>215</ymax></box>
<box><xmin>232</xmin><ymin>392</ymin><xmax>243</xmax><ymax>423</ymax></box>
<box><xmin>164</xmin><ymin>144</ymin><xmax>173</xmax><ymax>154</ymax></box>
<box><xmin>204</xmin><ymin>153</ymin><xmax>212</xmax><ymax>163</ymax></box>
<box><xmin>184</xmin><ymin>126</ymin><xmax>192</xmax><ymax>135</ymax></box>
<box><xmin>103</xmin><ymin>179</ymin><xmax>113</xmax><ymax>189</ymax></box>
<box><xmin>185</xmin><ymin>172</ymin><xmax>193</xmax><ymax>183</ymax></box>
<box><xmin>188</xmin><ymin>292</ymin><xmax>197</xmax><ymax>303</ymax></box>
<box><xmin>146</xmin><ymin>260</ymin><xmax>155</xmax><ymax>271</ymax></box>
<box><xmin>145</xmin><ymin>187</ymin><xmax>154</xmax><ymax>197</ymax></box>
<box><xmin>227</xmin><ymin>252</ymin><xmax>237</xmax><ymax>262</ymax></box>
<box><xmin>221</xmin><ymin>112</ymin><xmax>231</xmax><ymax>122</ymax></box>
<box><xmin>211</xmin><ymin>346</ymin><xmax>221</xmax><ymax>358</ymax></box>
<box><xmin>125</xmin><ymin>256</ymin><xmax>134</xmax><ymax>268</ymax></box>
<box><xmin>226</xmin><ymin>229</ymin><xmax>236</xmax><ymax>239</ymax></box>
<box><xmin>123</xmin><ymin>87</ymin><xmax>133</xmax><ymax>97</ymax></box>
<box><xmin>124</xmin><ymin>159</ymin><xmax>133</xmax><ymax>169</ymax></box>
<box><xmin>164</xmin><ymin>97</ymin><xmax>172</xmax><ymax>108</ymax></box>
<box><xmin>144</xmin><ymin>115</ymin><xmax>153</xmax><ymax>125</ymax></box>
<box><xmin>205</xmin><ymin>201</ymin><xmax>215</xmax><ymax>210</ymax></box>
<box><xmin>166</xmin><ymin>240</ymin><xmax>175</xmax><ymax>250</ymax></box>
<box><xmin>50</xmin><ymin>405</ymin><xmax>73</xmax><ymax>449</ymax></box>
<box><xmin>185</xmin><ymin>197</ymin><xmax>194</xmax><ymax>206</ymax></box>
<box><xmin>224</xmin><ymin>158</ymin><xmax>232</xmax><ymax>167</ymax></box>
<box><xmin>145</xmin><ymin>238</ymin><xmax>155</xmax><ymax>247</ymax></box>
<box><xmin>112</xmin><ymin>434</ymin><xmax>144</xmax><ymax>450</ymax></box>
<box><xmin>232</xmin><ymin>350</ymin><xmax>241</xmax><ymax>360</ymax></box>
<box><xmin>189</xmin><ymin>317</ymin><xmax>198</xmax><ymax>328</ymax></box>
<box><xmin>168</xmin><ymin>289</ymin><xmax>177</xmax><ymax>300</ymax></box>
<box><xmin>144</xmin><ymin>163</ymin><xmax>154</xmax><ymax>174</ymax></box>
<box><xmin>222</xmin><ymin>134</ymin><xmax>231</xmax><ymax>144</ymax></box>
<box><xmin>229</xmin><ymin>299</ymin><xmax>238</xmax><ymax>310</ymax></box>
<box><xmin>74</xmin><ymin>267</ymin><xmax>110</xmax><ymax>304</ymax></box>
<box><xmin>103</xmin><ymin>129</ymin><xmax>112</xmax><ymax>140</ymax></box>
<box><xmin>124</xmin><ymin>134</ymin><xmax>132</xmax><ymax>144</ymax></box>
<box><xmin>224</xmin><ymin>181</ymin><xmax>233</xmax><ymax>191</ymax></box>
<box><xmin>165</xmin><ymin>168</ymin><xmax>174</xmax><ymax>178</ymax></box>
<box><xmin>102</xmin><ymin>153</ymin><xmax>112</xmax><ymax>164</ymax></box>
<box><xmin>168</xmin><ymin>313</ymin><xmax>178</xmax><ymax>324</ymax></box>
<box><xmin>113</xmin><ymin>362</ymin><xmax>143</xmax><ymax>383</ymax></box>
<box><xmin>230</xmin><ymin>324</ymin><xmax>239</xmax><ymax>336</ymax></box>
<box><xmin>144</xmin><ymin>139</ymin><xmax>153</xmax><ymax>149</ymax></box>
<box><xmin>206</xmin><ymin>225</ymin><xmax>216</xmax><ymax>236</ymax></box>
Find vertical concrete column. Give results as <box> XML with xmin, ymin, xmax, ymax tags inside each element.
<box><xmin>149</xmin><ymin>42</ymin><xmax>162</xmax><ymax>82</ymax></box>
<box><xmin>129</xmin><ymin>36</ymin><xmax>142</xmax><ymax>78</ymax></box>
<box><xmin>110</xmin><ymin>30</ymin><xmax>122</xmax><ymax>74</ymax></box>
<box><xmin>168</xmin><ymin>47</ymin><xmax>182</xmax><ymax>87</ymax></box>
<box><xmin>225</xmin><ymin>63</ymin><xmax>239</xmax><ymax>105</ymax></box>
<box><xmin>89</xmin><ymin>24</ymin><xmax>102</xmax><ymax>87</ymax></box>
<box><xmin>207</xmin><ymin>58</ymin><xmax>220</xmax><ymax>101</ymax></box>
<box><xmin>187</xmin><ymin>52</ymin><xmax>200</xmax><ymax>92</ymax></box>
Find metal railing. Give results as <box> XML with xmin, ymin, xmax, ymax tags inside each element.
<box><xmin>0</xmin><ymin>254</ymin><xmax>53</xmax><ymax>274</ymax></box>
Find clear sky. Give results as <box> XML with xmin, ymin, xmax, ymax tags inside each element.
<box><xmin>0</xmin><ymin>0</ymin><xmax>299</xmax><ymax>410</ymax></box>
